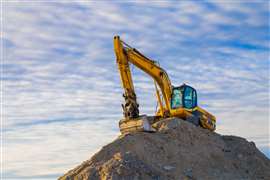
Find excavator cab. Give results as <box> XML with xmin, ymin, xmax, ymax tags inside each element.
<box><xmin>171</xmin><ymin>84</ymin><xmax>197</xmax><ymax>110</ymax></box>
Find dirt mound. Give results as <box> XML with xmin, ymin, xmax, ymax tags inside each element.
<box><xmin>59</xmin><ymin>118</ymin><xmax>270</xmax><ymax>180</ymax></box>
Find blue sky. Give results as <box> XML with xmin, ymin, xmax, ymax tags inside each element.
<box><xmin>3</xmin><ymin>1</ymin><xmax>269</xmax><ymax>179</ymax></box>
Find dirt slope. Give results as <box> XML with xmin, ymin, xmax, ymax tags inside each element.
<box><xmin>59</xmin><ymin>118</ymin><xmax>270</xmax><ymax>180</ymax></box>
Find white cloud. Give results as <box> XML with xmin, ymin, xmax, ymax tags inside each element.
<box><xmin>4</xmin><ymin>119</ymin><xmax>119</xmax><ymax>178</ymax></box>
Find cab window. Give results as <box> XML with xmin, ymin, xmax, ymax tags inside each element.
<box><xmin>183</xmin><ymin>86</ymin><xmax>197</xmax><ymax>109</ymax></box>
<box><xmin>192</xmin><ymin>91</ymin><xmax>197</xmax><ymax>107</ymax></box>
<box><xmin>171</xmin><ymin>88</ymin><xmax>182</xmax><ymax>109</ymax></box>
<box><xmin>184</xmin><ymin>87</ymin><xmax>193</xmax><ymax>108</ymax></box>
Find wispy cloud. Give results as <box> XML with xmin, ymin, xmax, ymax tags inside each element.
<box><xmin>3</xmin><ymin>1</ymin><xmax>269</xmax><ymax>179</ymax></box>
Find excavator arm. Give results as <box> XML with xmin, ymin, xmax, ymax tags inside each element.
<box><xmin>114</xmin><ymin>36</ymin><xmax>173</xmax><ymax>118</ymax></box>
<box><xmin>114</xmin><ymin>36</ymin><xmax>139</xmax><ymax>119</ymax></box>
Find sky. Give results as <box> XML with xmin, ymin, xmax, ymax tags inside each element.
<box><xmin>2</xmin><ymin>0</ymin><xmax>269</xmax><ymax>179</ymax></box>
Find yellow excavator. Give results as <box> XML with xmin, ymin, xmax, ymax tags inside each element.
<box><xmin>114</xmin><ymin>36</ymin><xmax>216</xmax><ymax>134</ymax></box>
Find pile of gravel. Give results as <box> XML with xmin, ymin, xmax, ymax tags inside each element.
<box><xmin>59</xmin><ymin>118</ymin><xmax>270</xmax><ymax>180</ymax></box>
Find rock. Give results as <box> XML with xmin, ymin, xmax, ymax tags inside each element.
<box><xmin>59</xmin><ymin>118</ymin><xmax>270</xmax><ymax>180</ymax></box>
<box><xmin>152</xmin><ymin>117</ymin><xmax>182</xmax><ymax>131</ymax></box>
<box><xmin>237</xmin><ymin>153</ymin><xmax>243</xmax><ymax>159</ymax></box>
<box><xmin>163</xmin><ymin>165</ymin><xmax>175</xmax><ymax>171</ymax></box>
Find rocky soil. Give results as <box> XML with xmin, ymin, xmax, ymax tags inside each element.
<box><xmin>59</xmin><ymin>118</ymin><xmax>270</xmax><ymax>180</ymax></box>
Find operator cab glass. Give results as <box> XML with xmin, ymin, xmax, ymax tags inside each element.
<box><xmin>171</xmin><ymin>84</ymin><xmax>197</xmax><ymax>109</ymax></box>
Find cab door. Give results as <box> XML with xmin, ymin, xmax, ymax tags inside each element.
<box><xmin>183</xmin><ymin>85</ymin><xmax>197</xmax><ymax>110</ymax></box>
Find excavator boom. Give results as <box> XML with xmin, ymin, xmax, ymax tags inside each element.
<box><xmin>114</xmin><ymin>36</ymin><xmax>172</xmax><ymax>117</ymax></box>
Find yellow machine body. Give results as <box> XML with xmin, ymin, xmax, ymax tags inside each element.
<box><xmin>113</xmin><ymin>36</ymin><xmax>216</xmax><ymax>133</ymax></box>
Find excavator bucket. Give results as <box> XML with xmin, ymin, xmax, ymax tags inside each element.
<box><xmin>119</xmin><ymin>115</ymin><xmax>156</xmax><ymax>134</ymax></box>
